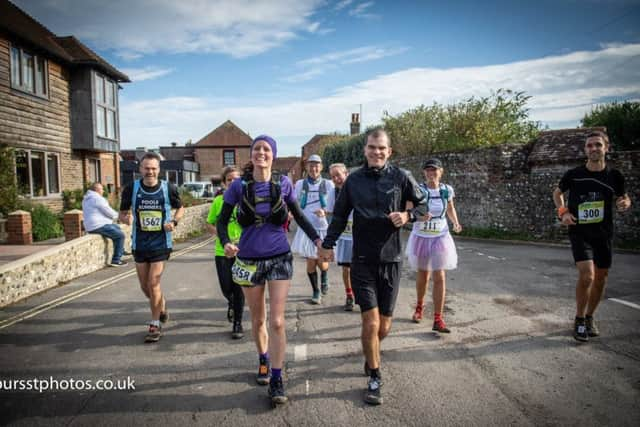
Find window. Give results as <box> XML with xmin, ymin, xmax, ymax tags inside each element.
<box><xmin>15</xmin><ymin>150</ymin><xmax>61</xmax><ymax>197</ymax></box>
<box><xmin>166</xmin><ymin>170</ymin><xmax>178</xmax><ymax>184</ymax></box>
<box><xmin>89</xmin><ymin>158</ymin><xmax>101</xmax><ymax>183</ymax></box>
<box><xmin>223</xmin><ymin>150</ymin><xmax>235</xmax><ymax>166</ymax></box>
<box><xmin>10</xmin><ymin>45</ymin><xmax>48</xmax><ymax>97</ymax></box>
<box><xmin>95</xmin><ymin>72</ymin><xmax>118</xmax><ymax>140</ymax></box>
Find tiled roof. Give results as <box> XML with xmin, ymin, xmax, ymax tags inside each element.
<box><xmin>273</xmin><ymin>156</ymin><xmax>300</xmax><ymax>172</ymax></box>
<box><xmin>0</xmin><ymin>0</ymin><xmax>129</xmax><ymax>82</ymax></box>
<box><xmin>528</xmin><ymin>127</ymin><xmax>608</xmax><ymax>165</ymax></box>
<box><xmin>195</xmin><ymin>120</ymin><xmax>252</xmax><ymax>147</ymax></box>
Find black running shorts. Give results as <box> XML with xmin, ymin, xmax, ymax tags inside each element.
<box><xmin>569</xmin><ymin>231</ymin><xmax>612</xmax><ymax>269</ymax></box>
<box><xmin>133</xmin><ymin>249</ymin><xmax>171</xmax><ymax>264</ymax></box>
<box><xmin>350</xmin><ymin>262</ymin><xmax>400</xmax><ymax>316</ymax></box>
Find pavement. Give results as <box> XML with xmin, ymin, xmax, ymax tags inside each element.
<box><xmin>0</xmin><ymin>232</ymin><xmax>639</xmax><ymax>426</ymax></box>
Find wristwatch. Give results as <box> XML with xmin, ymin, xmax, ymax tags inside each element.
<box><xmin>407</xmin><ymin>210</ymin><xmax>417</xmax><ymax>223</ymax></box>
<box><xmin>171</xmin><ymin>219</ymin><xmax>179</xmax><ymax>226</ymax></box>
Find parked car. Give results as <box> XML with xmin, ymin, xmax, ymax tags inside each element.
<box><xmin>182</xmin><ymin>182</ymin><xmax>215</xmax><ymax>198</ymax></box>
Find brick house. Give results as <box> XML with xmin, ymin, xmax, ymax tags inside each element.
<box><xmin>194</xmin><ymin>120</ymin><xmax>252</xmax><ymax>184</ymax></box>
<box><xmin>273</xmin><ymin>156</ymin><xmax>302</xmax><ymax>182</ymax></box>
<box><xmin>0</xmin><ymin>0</ymin><xmax>129</xmax><ymax>212</ymax></box>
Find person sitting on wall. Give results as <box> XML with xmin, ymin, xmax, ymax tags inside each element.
<box><xmin>82</xmin><ymin>182</ymin><xmax>128</xmax><ymax>267</ymax></box>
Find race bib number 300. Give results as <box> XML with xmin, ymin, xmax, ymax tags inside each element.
<box><xmin>231</xmin><ymin>259</ymin><xmax>258</xmax><ymax>286</ymax></box>
<box><xmin>139</xmin><ymin>211</ymin><xmax>163</xmax><ymax>231</ymax></box>
<box><xmin>578</xmin><ymin>200</ymin><xmax>604</xmax><ymax>224</ymax></box>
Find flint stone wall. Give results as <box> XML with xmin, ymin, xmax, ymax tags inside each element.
<box><xmin>0</xmin><ymin>203</ymin><xmax>210</xmax><ymax>308</ymax></box>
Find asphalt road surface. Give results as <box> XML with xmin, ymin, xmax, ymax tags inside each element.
<box><xmin>1</xmin><ymin>232</ymin><xmax>639</xmax><ymax>426</ymax></box>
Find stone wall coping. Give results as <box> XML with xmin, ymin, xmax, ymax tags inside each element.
<box><xmin>9</xmin><ymin>210</ymin><xmax>30</xmax><ymax>216</ymax></box>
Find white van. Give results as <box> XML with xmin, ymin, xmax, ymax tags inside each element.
<box><xmin>182</xmin><ymin>181</ymin><xmax>215</xmax><ymax>198</ymax></box>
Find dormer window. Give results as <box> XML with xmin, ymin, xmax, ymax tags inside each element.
<box><xmin>95</xmin><ymin>72</ymin><xmax>118</xmax><ymax>140</ymax></box>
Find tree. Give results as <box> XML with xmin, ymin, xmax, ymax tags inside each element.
<box><xmin>0</xmin><ymin>145</ymin><xmax>19</xmax><ymax>216</ymax></box>
<box><xmin>581</xmin><ymin>101</ymin><xmax>640</xmax><ymax>151</ymax></box>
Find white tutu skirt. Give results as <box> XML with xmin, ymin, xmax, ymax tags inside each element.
<box><xmin>291</xmin><ymin>228</ymin><xmax>327</xmax><ymax>259</ymax></box>
<box><xmin>406</xmin><ymin>232</ymin><xmax>458</xmax><ymax>271</ymax></box>
<box><xmin>336</xmin><ymin>238</ymin><xmax>353</xmax><ymax>265</ymax></box>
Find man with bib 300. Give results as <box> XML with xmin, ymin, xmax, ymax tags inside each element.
<box><xmin>119</xmin><ymin>152</ymin><xmax>184</xmax><ymax>343</ymax></box>
<box><xmin>553</xmin><ymin>130</ymin><xmax>631</xmax><ymax>342</ymax></box>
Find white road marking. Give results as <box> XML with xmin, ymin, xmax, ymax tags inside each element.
<box><xmin>305</xmin><ymin>380</ymin><xmax>310</xmax><ymax>396</ymax></box>
<box><xmin>294</xmin><ymin>344</ymin><xmax>308</xmax><ymax>362</ymax></box>
<box><xmin>608</xmin><ymin>298</ymin><xmax>640</xmax><ymax>311</ymax></box>
<box><xmin>0</xmin><ymin>237</ymin><xmax>215</xmax><ymax>330</ymax></box>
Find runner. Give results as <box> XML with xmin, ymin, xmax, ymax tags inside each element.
<box><xmin>407</xmin><ymin>158</ymin><xmax>462</xmax><ymax>333</ymax></box>
<box><xmin>319</xmin><ymin>128</ymin><xmax>424</xmax><ymax>405</ymax></box>
<box><xmin>216</xmin><ymin>135</ymin><xmax>321</xmax><ymax>406</ymax></box>
<box><xmin>329</xmin><ymin>163</ymin><xmax>355</xmax><ymax>311</ymax></box>
<box><xmin>207</xmin><ymin>165</ymin><xmax>245</xmax><ymax>339</ymax></box>
<box><xmin>552</xmin><ymin>130</ymin><xmax>631</xmax><ymax>342</ymax></box>
<box><xmin>119</xmin><ymin>152</ymin><xmax>184</xmax><ymax>343</ymax></box>
<box><xmin>291</xmin><ymin>154</ymin><xmax>335</xmax><ymax>304</ymax></box>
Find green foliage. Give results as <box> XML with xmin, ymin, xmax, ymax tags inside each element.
<box><xmin>581</xmin><ymin>101</ymin><xmax>640</xmax><ymax>151</ymax></box>
<box><xmin>62</xmin><ymin>188</ymin><xmax>85</xmax><ymax>211</ymax></box>
<box><xmin>20</xmin><ymin>203</ymin><xmax>64</xmax><ymax>242</ymax></box>
<box><xmin>382</xmin><ymin>89</ymin><xmax>541</xmax><ymax>157</ymax></box>
<box><xmin>178</xmin><ymin>188</ymin><xmax>195</xmax><ymax>207</ymax></box>
<box><xmin>321</xmin><ymin>132</ymin><xmax>367</xmax><ymax>168</ymax></box>
<box><xmin>0</xmin><ymin>145</ymin><xmax>19</xmax><ymax>216</ymax></box>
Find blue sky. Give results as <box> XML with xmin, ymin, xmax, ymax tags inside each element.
<box><xmin>14</xmin><ymin>0</ymin><xmax>640</xmax><ymax>156</ymax></box>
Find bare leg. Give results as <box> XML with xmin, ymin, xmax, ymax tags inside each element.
<box><xmin>362</xmin><ymin>308</ymin><xmax>381</xmax><ymax>370</ymax></box>
<box><xmin>243</xmin><ymin>285</ymin><xmax>268</xmax><ymax>354</ymax></box>
<box><xmin>432</xmin><ymin>270</ymin><xmax>446</xmax><ymax>314</ymax></box>
<box><xmin>146</xmin><ymin>262</ymin><xmax>165</xmax><ymax>320</ymax></box>
<box><xmin>586</xmin><ymin>268</ymin><xmax>609</xmax><ymax>316</ymax></box>
<box><xmin>135</xmin><ymin>262</ymin><xmax>151</xmax><ymax>299</ymax></box>
<box><xmin>267</xmin><ymin>279</ymin><xmax>291</xmax><ymax>370</ymax></box>
<box><xmin>416</xmin><ymin>270</ymin><xmax>430</xmax><ymax>305</ymax></box>
<box><xmin>575</xmin><ymin>260</ymin><xmax>595</xmax><ymax>317</ymax></box>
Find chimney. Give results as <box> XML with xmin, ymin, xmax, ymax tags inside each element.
<box><xmin>350</xmin><ymin>113</ymin><xmax>360</xmax><ymax>135</ymax></box>
<box><xmin>171</xmin><ymin>142</ymin><xmax>177</xmax><ymax>147</ymax></box>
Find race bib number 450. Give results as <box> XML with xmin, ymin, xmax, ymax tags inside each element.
<box><xmin>231</xmin><ymin>259</ymin><xmax>258</xmax><ymax>286</ymax></box>
<box><xmin>139</xmin><ymin>211</ymin><xmax>163</xmax><ymax>231</ymax></box>
<box><xmin>578</xmin><ymin>200</ymin><xmax>604</xmax><ymax>224</ymax></box>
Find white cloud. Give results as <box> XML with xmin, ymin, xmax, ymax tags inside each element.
<box><xmin>14</xmin><ymin>0</ymin><xmax>325</xmax><ymax>58</ymax></box>
<box><xmin>120</xmin><ymin>43</ymin><xmax>640</xmax><ymax>155</ymax></box>
<box><xmin>348</xmin><ymin>1</ymin><xmax>378</xmax><ymax>19</ymax></box>
<box><xmin>334</xmin><ymin>0</ymin><xmax>354</xmax><ymax>11</ymax></box>
<box><xmin>120</xmin><ymin>66</ymin><xmax>174</xmax><ymax>82</ymax></box>
<box><xmin>283</xmin><ymin>45</ymin><xmax>409</xmax><ymax>82</ymax></box>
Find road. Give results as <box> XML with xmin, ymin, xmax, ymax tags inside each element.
<box><xmin>1</xmin><ymin>233</ymin><xmax>639</xmax><ymax>426</ymax></box>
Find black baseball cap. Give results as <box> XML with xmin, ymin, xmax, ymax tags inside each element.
<box><xmin>422</xmin><ymin>158</ymin><xmax>443</xmax><ymax>169</ymax></box>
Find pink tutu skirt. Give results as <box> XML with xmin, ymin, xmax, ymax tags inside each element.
<box><xmin>405</xmin><ymin>232</ymin><xmax>457</xmax><ymax>271</ymax></box>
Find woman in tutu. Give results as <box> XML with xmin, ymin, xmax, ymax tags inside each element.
<box><xmin>407</xmin><ymin>158</ymin><xmax>462</xmax><ymax>333</ymax></box>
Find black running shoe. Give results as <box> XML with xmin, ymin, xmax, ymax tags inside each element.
<box><xmin>232</xmin><ymin>321</ymin><xmax>244</xmax><ymax>339</ymax></box>
<box><xmin>256</xmin><ymin>360</ymin><xmax>271</xmax><ymax>385</ymax></box>
<box><xmin>269</xmin><ymin>376</ymin><xmax>288</xmax><ymax>405</ymax></box>
<box><xmin>364</xmin><ymin>376</ymin><xmax>383</xmax><ymax>405</ymax></box>
<box><xmin>574</xmin><ymin>318</ymin><xmax>588</xmax><ymax>342</ymax></box>
<box><xmin>585</xmin><ymin>315</ymin><xmax>600</xmax><ymax>337</ymax></box>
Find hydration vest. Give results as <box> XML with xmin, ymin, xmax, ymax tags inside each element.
<box><xmin>237</xmin><ymin>173</ymin><xmax>288</xmax><ymax>227</ymax></box>
<box><xmin>420</xmin><ymin>183</ymin><xmax>449</xmax><ymax>218</ymax></box>
<box><xmin>299</xmin><ymin>177</ymin><xmax>328</xmax><ymax>209</ymax></box>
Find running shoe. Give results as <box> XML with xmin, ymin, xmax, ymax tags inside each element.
<box><xmin>256</xmin><ymin>361</ymin><xmax>271</xmax><ymax>385</ymax></box>
<box><xmin>144</xmin><ymin>325</ymin><xmax>161</xmax><ymax>343</ymax></box>
<box><xmin>585</xmin><ymin>315</ymin><xmax>600</xmax><ymax>337</ymax></box>
<box><xmin>321</xmin><ymin>281</ymin><xmax>329</xmax><ymax>295</ymax></box>
<box><xmin>269</xmin><ymin>376</ymin><xmax>288</xmax><ymax>405</ymax></box>
<box><xmin>311</xmin><ymin>290</ymin><xmax>322</xmax><ymax>305</ymax></box>
<box><xmin>574</xmin><ymin>318</ymin><xmax>588</xmax><ymax>342</ymax></box>
<box><xmin>159</xmin><ymin>299</ymin><xmax>169</xmax><ymax>324</ymax></box>
<box><xmin>432</xmin><ymin>318</ymin><xmax>451</xmax><ymax>333</ymax></box>
<box><xmin>345</xmin><ymin>294</ymin><xmax>355</xmax><ymax>311</ymax></box>
<box><xmin>109</xmin><ymin>260</ymin><xmax>128</xmax><ymax>267</ymax></box>
<box><xmin>412</xmin><ymin>303</ymin><xmax>424</xmax><ymax>323</ymax></box>
<box><xmin>232</xmin><ymin>321</ymin><xmax>244</xmax><ymax>340</ymax></box>
<box><xmin>364</xmin><ymin>376</ymin><xmax>383</xmax><ymax>405</ymax></box>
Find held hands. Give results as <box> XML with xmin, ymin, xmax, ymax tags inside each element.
<box><xmin>224</xmin><ymin>242</ymin><xmax>239</xmax><ymax>258</ymax></box>
<box><xmin>417</xmin><ymin>212</ymin><xmax>433</xmax><ymax>222</ymax></box>
<box><xmin>388</xmin><ymin>211</ymin><xmax>409</xmax><ymax>228</ymax></box>
<box><xmin>316</xmin><ymin>240</ymin><xmax>334</xmax><ymax>262</ymax></box>
<box><xmin>119</xmin><ymin>212</ymin><xmax>132</xmax><ymax>226</ymax></box>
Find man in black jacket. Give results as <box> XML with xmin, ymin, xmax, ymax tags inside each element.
<box><xmin>319</xmin><ymin>128</ymin><xmax>424</xmax><ymax>405</ymax></box>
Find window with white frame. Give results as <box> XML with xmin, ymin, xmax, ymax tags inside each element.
<box><xmin>89</xmin><ymin>158</ymin><xmax>101</xmax><ymax>183</ymax></box>
<box><xmin>95</xmin><ymin>73</ymin><xmax>118</xmax><ymax>140</ymax></box>
<box><xmin>15</xmin><ymin>150</ymin><xmax>61</xmax><ymax>197</ymax></box>
<box><xmin>223</xmin><ymin>150</ymin><xmax>235</xmax><ymax>166</ymax></box>
<box><xmin>10</xmin><ymin>45</ymin><xmax>48</xmax><ymax>98</ymax></box>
